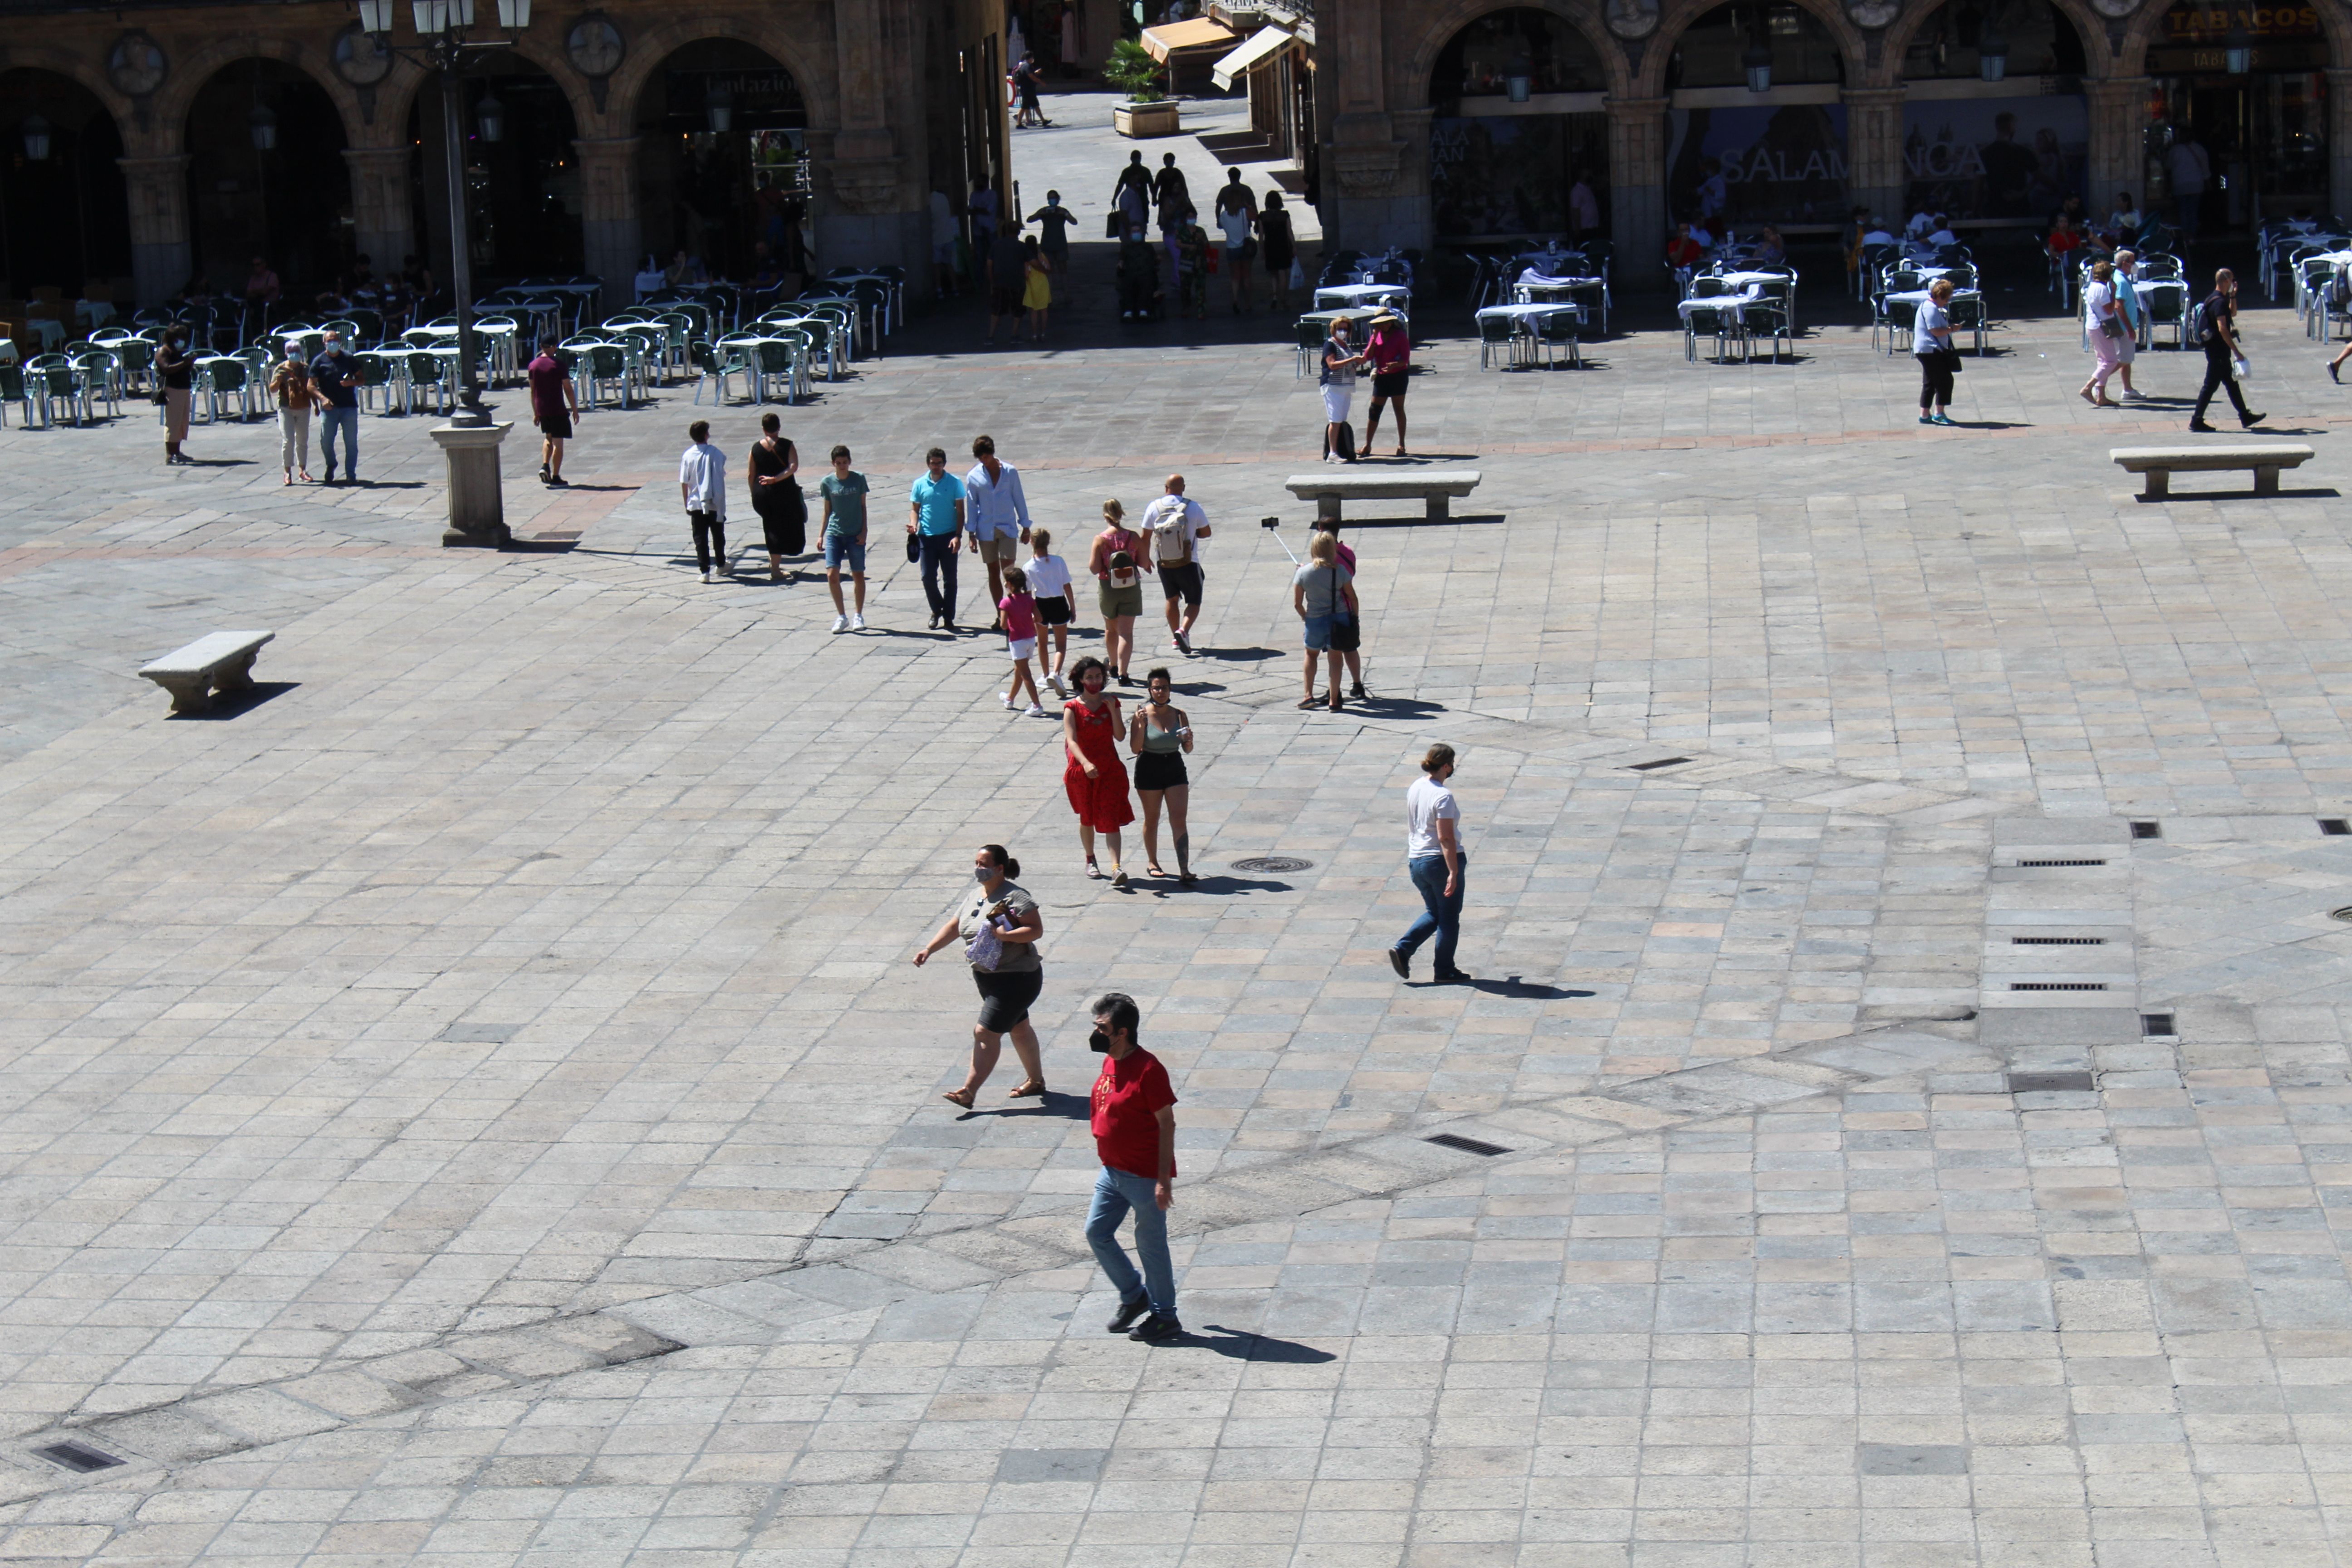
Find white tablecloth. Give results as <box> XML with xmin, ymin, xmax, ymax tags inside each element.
<box><xmin>1314</xmin><ymin>284</ymin><xmax>1410</xmax><ymax>309</ymax></box>
<box><xmin>1678</xmin><ymin>290</ymin><xmax>1762</xmax><ymax>322</ymax></box>
<box><xmin>1714</xmin><ymin>270</ymin><xmax>1793</xmax><ymax>289</ymax></box>
<box><xmin>1478</xmin><ymin>304</ymin><xmax>1583</xmax><ymax>325</ymax></box>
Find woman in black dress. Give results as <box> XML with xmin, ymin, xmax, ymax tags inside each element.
<box><xmin>1258</xmin><ymin>192</ymin><xmax>1297</xmax><ymax>314</ymax></box>
<box><xmin>746</xmin><ymin>412</ymin><xmax>804</xmax><ymax>582</ymax></box>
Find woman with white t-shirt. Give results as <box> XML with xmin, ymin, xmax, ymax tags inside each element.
<box><xmin>1912</xmin><ymin>277</ymin><xmax>1958</xmax><ymax>427</ymax></box>
<box><xmin>2079</xmin><ymin>259</ymin><xmax>2126</xmax><ymax>408</ymax></box>
<box><xmin>1024</xmin><ymin>529</ymin><xmax>1077</xmax><ymax>695</ymax></box>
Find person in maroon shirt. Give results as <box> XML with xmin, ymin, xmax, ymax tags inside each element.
<box><xmin>1085</xmin><ymin>992</ymin><xmax>1181</xmax><ymax>1343</ymax></box>
<box><xmin>1362</xmin><ymin>313</ymin><xmax>1411</xmax><ymax>458</ymax></box>
<box><xmin>527</xmin><ymin>339</ymin><xmax>582</xmax><ymax>487</ymax></box>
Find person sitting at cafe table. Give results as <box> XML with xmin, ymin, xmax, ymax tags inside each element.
<box><xmin>1754</xmin><ymin>226</ymin><xmax>1787</xmax><ymax>265</ymax></box>
<box><xmin>1666</xmin><ymin>221</ymin><xmax>1707</xmax><ymax>270</ymax></box>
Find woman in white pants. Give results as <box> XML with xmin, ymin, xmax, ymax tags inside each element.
<box><xmin>1319</xmin><ymin>317</ymin><xmax>1366</xmax><ymax>461</ymax></box>
<box><xmin>268</xmin><ymin>345</ymin><xmax>321</xmax><ymax>484</ymax></box>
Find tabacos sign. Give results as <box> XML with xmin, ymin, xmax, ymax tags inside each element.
<box><xmin>2163</xmin><ymin>3</ymin><xmax>2323</xmax><ymax>40</ymax></box>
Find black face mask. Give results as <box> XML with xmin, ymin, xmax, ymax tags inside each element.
<box><xmin>1088</xmin><ymin>1028</ymin><xmax>1112</xmax><ymax>1054</ymax></box>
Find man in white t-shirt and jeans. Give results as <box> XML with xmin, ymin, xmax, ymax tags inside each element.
<box><xmin>1389</xmin><ymin>743</ymin><xmax>1470</xmax><ymax>983</ymax></box>
<box><xmin>1141</xmin><ymin>473</ymin><xmax>1211</xmax><ymax>654</ymax></box>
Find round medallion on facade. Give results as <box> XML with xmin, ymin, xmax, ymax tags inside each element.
<box><xmin>1846</xmin><ymin>0</ymin><xmax>1901</xmax><ymax>26</ymax></box>
<box><xmin>2087</xmin><ymin>0</ymin><xmax>2139</xmax><ymax>18</ymax></box>
<box><xmin>565</xmin><ymin>14</ymin><xmax>626</xmax><ymax>77</ymax></box>
<box><xmin>1604</xmin><ymin>0</ymin><xmax>1661</xmax><ymax>39</ymax></box>
<box><xmin>332</xmin><ymin>25</ymin><xmax>396</xmax><ymax>87</ymax></box>
<box><xmin>106</xmin><ymin>30</ymin><xmax>168</xmax><ymax>97</ymax></box>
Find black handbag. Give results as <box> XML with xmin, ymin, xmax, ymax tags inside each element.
<box><xmin>905</xmin><ymin>527</ymin><xmax>922</xmax><ymax>564</ymax></box>
<box><xmin>1104</xmin><ymin>212</ymin><xmax>1122</xmax><ymax>240</ymax></box>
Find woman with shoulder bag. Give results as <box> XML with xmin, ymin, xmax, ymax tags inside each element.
<box><xmin>912</xmin><ymin>843</ymin><xmax>1048</xmax><ymax>1106</ymax></box>
<box><xmin>1913</xmin><ymin>277</ymin><xmax>1960</xmax><ymax>427</ymax></box>
<box><xmin>2079</xmin><ymin>260</ymin><xmax>2125</xmax><ymax>408</ymax></box>
<box><xmin>1292</xmin><ymin>530</ymin><xmax>1359</xmax><ymax>712</ymax></box>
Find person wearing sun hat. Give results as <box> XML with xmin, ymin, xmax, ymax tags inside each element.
<box><xmin>1363</xmin><ymin>311</ymin><xmax>1411</xmax><ymax>457</ymax></box>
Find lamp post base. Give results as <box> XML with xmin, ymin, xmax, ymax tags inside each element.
<box><xmin>431</xmin><ymin>418</ymin><xmax>514</xmax><ymax>548</ymax></box>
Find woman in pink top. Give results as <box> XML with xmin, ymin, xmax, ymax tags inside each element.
<box><xmin>1362</xmin><ymin>313</ymin><xmax>1411</xmax><ymax>457</ymax></box>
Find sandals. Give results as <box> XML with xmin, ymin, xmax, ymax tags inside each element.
<box><xmin>1179</xmin><ymin>871</ymin><xmax>1197</xmax><ymax>886</ymax></box>
<box><xmin>1007</xmin><ymin>1081</ymin><xmax>1047</xmax><ymax>1099</ymax></box>
<box><xmin>1298</xmin><ymin>697</ymin><xmax>1323</xmax><ymax>710</ymax></box>
<box><xmin>941</xmin><ymin>1087</ymin><xmax>976</xmax><ymax>1108</ymax></box>
<box><xmin>1146</xmin><ymin>864</ymin><xmax>1166</xmax><ymax>877</ymax></box>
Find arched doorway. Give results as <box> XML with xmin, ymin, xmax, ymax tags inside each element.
<box><xmin>1428</xmin><ymin>8</ymin><xmax>1610</xmax><ymax>240</ymax></box>
<box><xmin>1899</xmin><ymin>1</ymin><xmax>2089</xmax><ymax>223</ymax></box>
<box><xmin>1666</xmin><ymin>3</ymin><xmax>1849</xmax><ymax>229</ymax></box>
<box><xmin>186</xmin><ymin>59</ymin><xmax>350</xmax><ymax>295</ymax></box>
<box><xmin>409</xmin><ymin>57</ymin><xmax>584</xmax><ymax>285</ymax></box>
<box><xmin>633</xmin><ymin>40</ymin><xmax>810</xmax><ymax>284</ymax></box>
<box><xmin>2147</xmin><ymin>0</ymin><xmax>2329</xmax><ymax>230</ymax></box>
<box><xmin>0</xmin><ymin>71</ymin><xmax>131</xmax><ymax>301</ymax></box>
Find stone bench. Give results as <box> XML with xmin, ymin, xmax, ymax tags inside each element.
<box><xmin>2110</xmin><ymin>443</ymin><xmax>2313</xmax><ymax>499</ymax></box>
<box><xmin>1283</xmin><ymin>470</ymin><xmax>1483</xmax><ymax>524</ymax></box>
<box><xmin>137</xmin><ymin>630</ymin><xmax>274</xmax><ymax>713</ymax></box>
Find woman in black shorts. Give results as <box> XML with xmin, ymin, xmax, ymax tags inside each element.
<box><xmin>914</xmin><ymin>843</ymin><xmax>1048</xmax><ymax>1105</ymax></box>
<box><xmin>1126</xmin><ymin>667</ymin><xmax>1196</xmax><ymax>883</ymax></box>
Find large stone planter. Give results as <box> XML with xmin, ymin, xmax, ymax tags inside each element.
<box><xmin>1114</xmin><ymin>100</ymin><xmax>1181</xmax><ymax>138</ymax></box>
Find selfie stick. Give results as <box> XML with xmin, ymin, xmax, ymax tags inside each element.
<box><xmin>1261</xmin><ymin>514</ymin><xmax>1300</xmax><ymax>565</ymax></box>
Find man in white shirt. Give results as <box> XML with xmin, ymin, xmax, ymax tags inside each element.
<box><xmin>1905</xmin><ymin>209</ymin><xmax>1937</xmax><ymax>239</ymax></box>
<box><xmin>677</xmin><ymin>419</ymin><xmax>729</xmax><ymax>583</ymax></box>
<box><xmin>1140</xmin><ymin>473</ymin><xmax>1211</xmax><ymax>654</ymax></box>
<box><xmin>964</xmin><ymin>433</ymin><xmax>1032</xmax><ymax>631</ymax></box>
<box><xmin>1926</xmin><ymin>215</ymin><xmax>1959</xmax><ymax>247</ymax></box>
<box><xmin>1388</xmin><ymin>744</ymin><xmax>1470</xmax><ymax>984</ymax></box>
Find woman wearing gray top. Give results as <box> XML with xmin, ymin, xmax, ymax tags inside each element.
<box><xmin>1292</xmin><ymin>530</ymin><xmax>1359</xmax><ymax>712</ymax></box>
<box><xmin>912</xmin><ymin>843</ymin><xmax>1048</xmax><ymax>1105</ymax></box>
<box><xmin>1127</xmin><ymin>668</ymin><xmax>1196</xmax><ymax>883</ymax></box>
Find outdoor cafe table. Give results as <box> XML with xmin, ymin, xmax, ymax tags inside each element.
<box><xmin>1476</xmin><ymin>302</ymin><xmax>1583</xmax><ymax>366</ymax></box>
<box><xmin>1314</xmin><ymin>284</ymin><xmax>1410</xmax><ymax>311</ymax></box>
<box><xmin>1511</xmin><ymin>274</ymin><xmax>1607</xmax><ymax>333</ymax></box>
<box><xmin>1881</xmin><ymin>288</ymin><xmax>1982</xmax><ymax>354</ymax></box>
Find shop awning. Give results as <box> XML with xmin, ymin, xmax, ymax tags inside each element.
<box><xmin>1211</xmin><ymin>24</ymin><xmax>1294</xmax><ymax>90</ymax></box>
<box><xmin>1142</xmin><ymin>16</ymin><xmax>1240</xmax><ymax>62</ymax></box>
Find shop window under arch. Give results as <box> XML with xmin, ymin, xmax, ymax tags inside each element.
<box><xmin>1899</xmin><ymin>0</ymin><xmax>2090</xmax><ymax>223</ymax></box>
<box><xmin>1428</xmin><ymin>8</ymin><xmax>1610</xmax><ymax>241</ymax></box>
<box><xmin>1666</xmin><ymin>4</ymin><xmax>1847</xmax><ymax>229</ymax></box>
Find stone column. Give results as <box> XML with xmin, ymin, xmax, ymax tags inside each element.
<box><xmin>819</xmin><ymin>0</ymin><xmax>911</xmax><ymax>268</ymax></box>
<box><xmin>342</xmin><ymin>146</ymin><xmax>415</xmax><ymax>282</ymax></box>
<box><xmin>1324</xmin><ymin>0</ymin><xmax>1413</xmax><ymax>248</ymax></box>
<box><xmin>2328</xmin><ymin>70</ymin><xmax>2352</xmax><ymax>222</ymax></box>
<box><xmin>572</xmin><ymin>136</ymin><xmax>640</xmax><ymax>315</ymax></box>
<box><xmin>1843</xmin><ymin>87</ymin><xmax>1907</xmax><ymax>226</ymax></box>
<box><xmin>119</xmin><ymin>154</ymin><xmax>192</xmax><ymax>307</ymax></box>
<box><xmin>1607</xmin><ymin>97</ymin><xmax>1668</xmax><ymax>292</ymax></box>
<box><xmin>2086</xmin><ymin>77</ymin><xmax>2150</xmax><ymax>216</ymax></box>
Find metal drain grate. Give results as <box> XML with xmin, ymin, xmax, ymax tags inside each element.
<box><xmin>1626</xmin><ymin>757</ymin><xmax>1691</xmax><ymax>771</ymax></box>
<box><xmin>2010</xmin><ymin>982</ymin><xmax>2109</xmax><ymax>991</ymax></box>
<box><xmin>2011</xmin><ymin>936</ymin><xmax>2107</xmax><ymax>946</ymax></box>
<box><xmin>2015</xmin><ymin>859</ymin><xmax>2108</xmax><ymax>868</ymax></box>
<box><xmin>2141</xmin><ymin>1013</ymin><xmax>2177</xmax><ymax>1037</ymax></box>
<box><xmin>2325</xmin><ymin>819</ymin><xmax>2352</xmax><ymax>836</ymax></box>
<box><xmin>1230</xmin><ymin>856</ymin><xmax>1312</xmax><ymax>874</ymax></box>
<box><xmin>34</xmin><ymin>1441</ymin><xmax>122</xmax><ymax>1473</ymax></box>
<box><xmin>2009</xmin><ymin>1071</ymin><xmax>2097</xmax><ymax>1094</ymax></box>
<box><xmin>1425</xmin><ymin>1133</ymin><xmax>1510</xmax><ymax>1156</ymax></box>
<box><xmin>2332</xmin><ymin>907</ymin><xmax>2352</xmax><ymax>923</ymax></box>
<box><xmin>2130</xmin><ymin>821</ymin><xmax>2162</xmax><ymax>839</ymax></box>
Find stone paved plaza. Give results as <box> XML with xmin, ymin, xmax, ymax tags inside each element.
<box><xmin>13</xmin><ymin>103</ymin><xmax>2352</xmax><ymax>1568</ymax></box>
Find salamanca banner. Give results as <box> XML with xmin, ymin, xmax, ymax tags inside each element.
<box><xmin>1667</xmin><ymin>105</ymin><xmax>1849</xmax><ymax>227</ymax></box>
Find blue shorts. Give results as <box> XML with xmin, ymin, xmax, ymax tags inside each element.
<box><xmin>824</xmin><ymin>534</ymin><xmax>867</xmax><ymax>573</ymax></box>
<box><xmin>1303</xmin><ymin>614</ymin><xmax>1333</xmax><ymax>651</ymax></box>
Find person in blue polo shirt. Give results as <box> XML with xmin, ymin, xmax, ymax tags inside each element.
<box><xmin>908</xmin><ymin>446</ymin><xmax>968</xmax><ymax>631</ymax></box>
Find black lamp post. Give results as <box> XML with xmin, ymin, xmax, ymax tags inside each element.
<box><xmin>353</xmin><ymin>0</ymin><xmax>532</xmax><ymax>427</ymax></box>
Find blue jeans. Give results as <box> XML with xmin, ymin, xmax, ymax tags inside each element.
<box><xmin>1396</xmin><ymin>852</ymin><xmax>1465</xmax><ymax>974</ymax></box>
<box><xmin>1086</xmin><ymin>1165</ymin><xmax>1176</xmax><ymax>1316</ymax></box>
<box><xmin>917</xmin><ymin>531</ymin><xmax>959</xmax><ymax>621</ymax></box>
<box><xmin>318</xmin><ymin>405</ymin><xmax>358</xmax><ymax>478</ymax></box>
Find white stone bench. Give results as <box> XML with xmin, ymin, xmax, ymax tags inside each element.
<box><xmin>2110</xmin><ymin>443</ymin><xmax>2313</xmax><ymax>499</ymax></box>
<box><xmin>137</xmin><ymin>630</ymin><xmax>274</xmax><ymax>713</ymax></box>
<box><xmin>1283</xmin><ymin>470</ymin><xmax>1483</xmax><ymax>524</ymax></box>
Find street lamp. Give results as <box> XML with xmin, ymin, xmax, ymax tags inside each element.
<box><xmin>21</xmin><ymin>114</ymin><xmax>51</xmax><ymax>162</ymax></box>
<box><xmin>1977</xmin><ymin>24</ymin><xmax>2008</xmax><ymax>81</ymax></box>
<box><xmin>1743</xmin><ymin>40</ymin><xmax>1774</xmax><ymax>92</ymax></box>
<box><xmin>2224</xmin><ymin>22</ymin><xmax>2253</xmax><ymax>73</ymax></box>
<box><xmin>705</xmin><ymin>80</ymin><xmax>734</xmax><ymax>133</ymax></box>
<box><xmin>354</xmin><ymin>0</ymin><xmax>534</xmax><ymax>545</ymax></box>
<box><xmin>248</xmin><ymin>102</ymin><xmax>279</xmax><ymax>151</ymax></box>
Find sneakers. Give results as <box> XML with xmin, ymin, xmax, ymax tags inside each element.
<box><xmin>1918</xmin><ymin>415</ymin><xmax>1936</xmax><ymax>426</ymax></box>
<box><xmin>1025</xmin><ymin>703</ymin><xmax>1047</xmax><ymax>718</ymax></box>
<box><xmin>2242</xmin><ymin>412</ymin><xmax>2269</xmax><ymax>428</ymax></box>
<box><xmin>1128</xmin><ymin>1312</ymin><xmax>1182</xmax><ymax>1344</ymax></box>
<box><xmin>2189</xmin><ymin>420</ymin><xmax>2218</xmax><ymax>432</ymax></box>
<box><xmin>1435</xmin><ymin>968</ymin><xmax>1475</xmax><ymax>985</ymax></box>
<box><xmin>702</xmin><ymin>569</ymin><xmax>716</xmax><ymax>583</ymax></box>
<box><xmin>850</xmin><ymin>612</ymin><xmax>866</xmax><ymax>631</ymax></box>
<box><xmin>1001</xmin><ymin>692</ymin><xmax>1018</xmax><ymax>710</ymax></box>
<box><xmin>1173</xmin><ymin>629</ymin><xmax>1191</xmax><ymax>654</ymax></box>
<box><xmin>2333</xmin><ymin>361</ymin><xmax>2344</xmax><ymax>385</ymax></box>
<box><xmin>1107</xmin><ymin>1295</ymin><xmax>1150</xmax><ymax>1334</ymax></box>
<box><xmin>2122</xmin><ymin>389</ymin><xmax>2148</xmax><ymax>401</ymax></box>
<box><xmin>1048</xmin><ymin>672</ymin><xmax>1067</xmax><ymax>696</ymax></box>
<box><xmin>1111</xmin><ymin>867</ymin><xmax>1129</xmax><ymax>888</ymax></box>
<box><xmin>831</xmin><ymin>614</ymin><xmax>849</xmax><ymax>633</ymax></box>
<box><xmin>1388</xmin><ymin>947</ymin><xmax>1410</xmax><ymax>980</ymax></box>
<box><xmin>1932</xmin><ymin>415</ymin><xmax>1957</xmax><ymax>426</ymax></box>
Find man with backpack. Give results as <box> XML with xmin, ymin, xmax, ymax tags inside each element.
<box><xmin>2189</xmin><ymin>268</ymin><xmax>2266</xmax><ymax>432</ymax></box>
<box><xmin>1140</xmin><ymin>475</ymin><xmax>1210</xmax><ymax>655</ymax></box>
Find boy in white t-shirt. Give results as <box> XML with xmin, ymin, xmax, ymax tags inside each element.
<box><xmin>1024</xmin><ymin>528</ymin><xmax>1077</xmax><ymax>695</ymax></box>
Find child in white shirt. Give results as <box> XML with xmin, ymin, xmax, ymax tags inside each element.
<box><xmin>1023</xmin><ymin>529</ymin><xmax>1077</xmax><ymax>695</ymax></box>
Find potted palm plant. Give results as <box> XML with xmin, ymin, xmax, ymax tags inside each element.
<box><xmin>1107</xmin><ymin>39</ymin><xmax>1180</xmax><ymax>137</ymax></box>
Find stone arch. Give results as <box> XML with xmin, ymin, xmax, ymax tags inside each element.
<box><xmin>0</xmin><ymin>45</ymin><xmax>141</xmax><ymax>152</ymax></box>
<box><xmin>1639</xmin><ymin>0</ymin><xmax>1874</xmax><ymax>96</ymax></box>
<box><xmin>2116</xmin><ymin>0</ymin><xmax>2352</xmax><ymax>73</ymax></box>
<box><xmin>1882</xmin><ymin>0</ymin><xmax>2105</xmax><ymax>76</ymax></box>
<box><xmin>1393</xmin><ymin>0</ymin><xmax>1635</xmax><ymax>105</ymax></box>
<box><xmin>603</xmin><ymin>13</ymin><xmax>840</xmax><ymax>134</ymax></box>
<box><xmin>153</xmin><ymin>35</ymin><xmax>368</xmax><ymax>148</ymax></box>
<box><xmin>365</xmin><ymin>32</ymin><xmax>594</xmax><ymax>143</ymax></box>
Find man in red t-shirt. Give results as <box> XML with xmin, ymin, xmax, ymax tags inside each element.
<box><xmin>526</xmin><ymin>339</ymin><xmax>582</xmax><ymax>488</ymax></box>
<box><xmin>1085</xmin><ymin>992</ymin><xmax>1181</xmax><ymax>1342</ymax></box>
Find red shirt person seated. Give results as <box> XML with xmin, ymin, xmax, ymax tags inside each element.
<box><xmin>1665</xmin><ymin>221</ymin><xmax>1707</xmax><ymax>270</ymax></box>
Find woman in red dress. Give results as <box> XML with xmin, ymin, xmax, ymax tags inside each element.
<box><xmin>1062</xmin><ymin>655</ymin><xmax>1135</xmax><ymax>885</ymax></box>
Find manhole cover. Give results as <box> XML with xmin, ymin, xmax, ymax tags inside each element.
<box><xmin>1231</xmin><ymin>856</ymin><xmax>1312</xmax><ymax>873</ymax></box>
<box><xmin>2333</xmin><ymin>907</ymin><xmax>2352</xmax><ymax>922</ymax></box>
